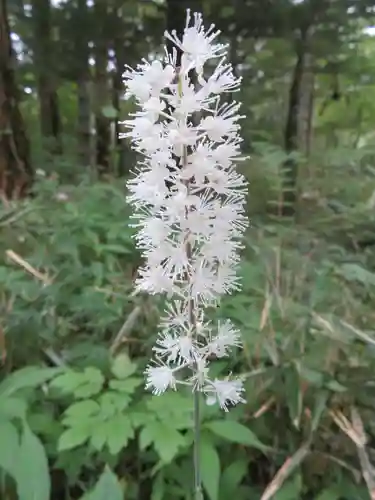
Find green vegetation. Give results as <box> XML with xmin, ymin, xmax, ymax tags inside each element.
<box><xmin>2</xmin><ymin>0</ymin><xmax>375</xmax><ymax>499</ymax></box>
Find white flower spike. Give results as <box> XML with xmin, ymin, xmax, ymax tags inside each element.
<box><xmin>123</xmin><ymin>10</ymin><xmax>248</xmax><ymax>412</ymax></box>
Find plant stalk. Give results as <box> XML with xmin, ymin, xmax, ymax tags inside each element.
<box><xmin>178</xmin><ymin>72</ymin><xmax>203</xmax><ymax>500</ymax></box>
<box><xmin>193</xmin><ymin>389</ymin><xmax>203</xmax><ymax>500</ymax></box>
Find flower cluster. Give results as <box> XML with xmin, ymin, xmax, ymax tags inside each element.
<box><xmin>122</xmin><ymin>10</ymin><xmax>248</xmax><ymax>411</ymax></box>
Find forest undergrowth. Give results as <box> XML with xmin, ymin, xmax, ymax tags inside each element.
<box><xmin>1</xmin><ymin>146</ymin><xmax>375</xmax><ymax>499</ymax></box>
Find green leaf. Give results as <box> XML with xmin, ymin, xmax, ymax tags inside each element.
<box><xmin>103</xmin><ymin>244</ymin><xmax>131</xmax><ymax>254</ymax></box>
<box><xmin>101</xmin><ymin>105</ymin><xmax>118</xmax><ymax>119</ymax></box>
<box><xmin>140</xmin><ymin>422</ymin><xmax>186</xmax><ymax>463</ymax></box>
<box><xmin>50</xmin><ymin>370</ymin><xmax>85</xmax><ymax>393</ymax></box>
<box><xmin>310</xmin><ymin>391</ymin><xmax>329</xmax><ymax>433</ymax></box>
<box><xmin>50</xmin><ymin>368</ymin><xmax>104</xmax><ymax>398</ymax></box>
<box><xmin>325</xmin><ymin>380</ymin><xmax>347</xmax><ymax>393</ymax></box>
<box><xmin>151</xmin><ymin>471</ymin><xmax>165</xmax><ymax>500</ymax></box>
<box><xmin>314</xmin><ymin>489</ymin><xmax>340</xmax><ymax>500</ymax></box>
<box><xmin>75</xmin><ymin>368</ymin><xmax>105</xmax><ymax>398</ymax></box>
<box><xmin>109</xmin><ymin>378</ymin><xmax>142</xmax><ymax>395</ymax></box>
<box><xmin>273</xmin><ymin>474</ymin><xmax>303</xmax><ymax>500</ymax></box>
<box><xmin>58</xmin><ymin>425</ymin><xmax>91</xmax><ymax>451</ymax></box>
<box><xmin>146</xmin><ymin>392</ymin><xmax>193</xmax><ymax>429</ymax></box>
<box><xmin>205</xmin><ymin>420</ymin><xmax>267</xmax><ymax>451</ymax></box>
<box><xmin>98</xmin><ymin>391</ymin><xmax>130</xmax><ymax>417</ymax></box>
<box><xmin>105</xmin><ymin>415</ymin><xmax>134</xmax><ymax>455</ymax></box>
<box><xmin>0</xmin><ymin>366</ymin><xmax>61</xmax><ymax>397</ymax></box>
<box><xmin>200</xmin><ymin>439</ymin><xmax>220</xmax><ymax>500</ymax></box>
<box><xmin>64</xmin><ymin>400</ymin><xmax>100</xmax><ymax>421</ymax></box>
<box><xmin>299</xmin><ymin>367</ymin><xmax>324</xmax><ymax>387</ymax></box>
<box><xmin>15</xmin><ymin>425</ymin><xmax>50</xmax><ymax>500</ymax></box>
<box><xmin>129</xmin><ymin>411</ymin><xmax>150</xmax><ymax>428</ymax></box>
<box><xmin>0</xmin><ymin>420</ymin><xmax>20</xmax><ymax>476</ymax></box>
<box><xmin>0</xmin><ymin>395</ymin><xmax>27</xmax><ymax>419</ymax></box>
<box><xmin>220</xmin><ymin>6</ymin><xmax>234</xmax><ymax>18</ymax></box>
<box><xmin>220</xmin><ymin>460</ymin><xmax>247</xmax><ymax>499</ymax></box>
<box><xmin>111</xmin><ymin>353</ymin><xmax>137</xmax><ymax>379</ymax></box>
<box><xmin>89</xmin><ymin>423</ymin><xmax>108</xmax><ymax>452</ymax></box>
<box><xmin>338</xmin><ymin>263</ymin><xmax>375</xmax><ymax>287</ymax></box>
<box><xmin>85</xmin><ymin>466</ymin><xmax>123</xmax><ymax>500</ymax></box>
<box><xmin>285</xmin><ymin>365</ymin><xmax>303</xmax><ymax>428</ymax></box>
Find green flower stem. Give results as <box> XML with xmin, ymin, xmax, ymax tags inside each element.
<box><xmin>194</xmin><ymin>390</ymin><xmax>203</xmax><ymax>500</ymax></box>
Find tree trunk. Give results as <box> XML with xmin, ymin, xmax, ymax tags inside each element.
<box><xmin>110</xmin><ymin>2</ymin><xmax>136</xmax><ymax>177</ymax></box>
<box><xmin>297</xmin><ymin>52</ymin><xmax>315</xmax><ymax>157</ymax></box>
<box><xmin>75</xmin><ymin>0</ymin><xmax>93</xmax><ymax>167</ymax></box>
<box><xmin>31</xmin><ymin>0</ymin><xmax>62</xmax><ymax>154</ymax></box>
<box><xmin>0</xmin><ymin>0</ymin><xmax>32</xmax><ymax>199</ymax></box>
<box><xmin>281</xmin><ymin>28</ymin><xmax>312</xmax><ymax>217</ymax></box>
<box><xmin>93</xmin><ymin>0</ymin><xmax>111</xmax><ymax>174</ymax></box>
<box><xmin>111</xmin><ymin>4</ymin><xmax>124</xmax><ymax>176</ymax></box>
<box><xmin>112</xmin><ymin>40</ymin><xmax>126</xmax><ymax>176</ymax></box>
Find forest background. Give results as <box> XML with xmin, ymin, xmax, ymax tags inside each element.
<box><xmin>2</xmin><ymin>0</ymin><xmax>375</xmax><ymax>499</ymax></box>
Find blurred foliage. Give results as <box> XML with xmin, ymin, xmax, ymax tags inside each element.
<box><xmin>1</xmin><ymin>153</ymin><xmax>375</xmax><ymax>499</ymax></box>
<box><xmin>2</xmin><ymin>0</ymin><xmax>375</xmax><ymax>499</ymax></box>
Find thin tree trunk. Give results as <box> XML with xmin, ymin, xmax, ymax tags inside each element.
<box><xmin>111</xmin><ymin>2</ymin><xmax>135</xmax><ymax>177</ymax></box>
<box><xmin>75</xmin><ymin>0</ymin><xmax>93</xmax><ymax>167</ymax></box>
<box><xmin>77</xmin><ymin>79</ymin><xmax>93</xmax><ymax>167</ymax></box>
<box><xmin>0</xmin><ymin>0</ymin><xmax>32</xmax><ymax>199</ymax></box>
<box><xmin>94</xmin><ymin>0</ymin><xmax>110</xmax><ymax>174</ymax></box>
<box><xmin>297</xmin><ymin>52</ymin><xmax>315</xmax><ymax>156</ymax></box>
<box><xmin>112</xmin><ymin>49</ymin><xmax>124</xmax><ymax>176</ymax></box>
<box><xmin>111</xmin><ymin>5</ymin><xmax>124</xmax><ymax>176</ymax></box>
<box><xmin>31</xmin><ymin>0</ymin><xmax>62</xmax><ymax>154</ymax></box>
<box><xmin>281</xmin><ymin>28</ymin><xmax>312</xmax><ymax>217</ymax></box>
